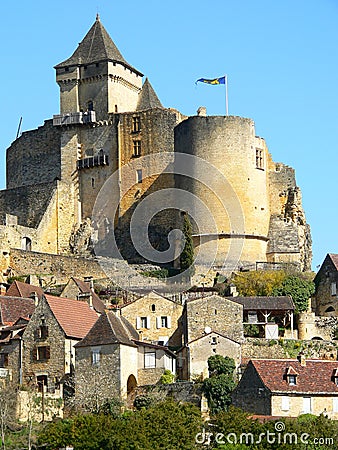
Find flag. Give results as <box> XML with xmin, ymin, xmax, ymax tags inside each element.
<box><xmin>195</xmin><ymin>76</ymin><xmax>226</xmax><ymax>85</ymax></box>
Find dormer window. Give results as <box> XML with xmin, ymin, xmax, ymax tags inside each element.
<box><xmin>288</xmin><ymin>375</ymin><xmax>297</xmax><ymax>386</ymax></box>
<box><xmin>332</xmin><ymin>369</ymin><xmax>338</xmax><ymax>385</ymax></box>
<box><xmin>285</xmin><ymin>366</ymin><xmax>298</xmax><ymax>385</ymax></box>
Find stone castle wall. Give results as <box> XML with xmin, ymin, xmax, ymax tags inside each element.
<box><xmin>6</xmin><ymin>120</ymin><xmax>61</xmax><ymax>189</ymax></box>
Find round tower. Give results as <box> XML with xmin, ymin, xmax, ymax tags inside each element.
<box><xmin>174</xmin><ymin>115</ymin><xmax>270</xmax><ymax>269</ymax></box>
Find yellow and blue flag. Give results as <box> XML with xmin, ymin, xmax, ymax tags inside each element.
<box><xmin>196</xmin><ymin>76</ymin><xmax>226</xmax><ymax>85</ymax></box>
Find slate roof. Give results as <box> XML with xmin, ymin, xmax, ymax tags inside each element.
<box><xmin>250</xmin><ymin>359</ymin><xmax>338</xmax><ymax>394</ymax></box>
<box><xmin>136</xmin><ymin>78</ymin><xmax>163</xmax><ymax>111</ymax></box>
<box><xmin>0</xmin><ymin>296</ymin><xmax>35</xmax><ymax>326</ymax></box>
<box><xmin>55</xmin><ymin>15</ymin><xmax>142</xmax><ymax>75</ymax></box>
<box><xmin>70</xmin><ymin>278</ymin><xmax>106</xmax><ymax>314</ymax></box>
<box><xmin>6</xmin><ymin>281</ymin><xmax>44</xmax><ymax>301</ymax></box>
<box><xmin>45</xmin><ymin>295</ymin><xmax>98</xmax><ymax>339</ymax></box>
<box><xmin>75</xmin><ymin>311</ymin><xmax>137</xmax><ymax>348</ymax></box>
<box><xmin>229</xmin><ymin>296</ymin><xmax>294</xmax><ymax>311</ymax></box>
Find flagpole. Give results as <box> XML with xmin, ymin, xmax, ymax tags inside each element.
<box><xmin>225</xmin><ymin>75</ymin><xmax>229</xmax><ymax>116</ymax></box>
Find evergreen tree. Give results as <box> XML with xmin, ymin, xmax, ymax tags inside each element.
<box><xmin>180</xmin><ymin>213</ymin><xmax>195</xmax><ymax>275</ymax></box>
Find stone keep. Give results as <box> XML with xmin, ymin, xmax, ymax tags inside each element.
<box><xmin>0</xmin><ymin>15</ymin><xmax>312</xmax><ymax>280</ymax></box>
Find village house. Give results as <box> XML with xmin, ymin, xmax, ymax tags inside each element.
<box><xmin>74</xmin><ymin>311</ymin><xmax>176</xmax><ymax>408</ymax></box>
<box><xmin>314</xmin><ymin>253</ymin><xmax>338</xmax><ymax>316</ymax></box>
<box><xmin>21</xmin><ymin>295</ymin><xmax>98</xmax><ymax>400</ymax></box>
<box><xmin>60</xmin><ymin>276</ymin><xmax>106</xmax><ymax>313</ymax></box>
<box><xmin>175</xmin><ymin>295</ymin><xmax>244</xmax><ymax>381</ymax></box>
<box><xmin>232</xmin><ymin>357</ymin><xmax>338</xmax><ymax>419</ymax></box>
<box><xmin>115</xmin><ymin>291</ymin><xmax>183</xmax><ymax>347</ymax></box>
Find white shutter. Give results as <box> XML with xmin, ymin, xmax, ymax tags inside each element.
<box><xmin>281</xmin><ymin>396</ymin><xmax>290</xmax><ymax>411</ymax></box>
<box><xmin>167</xmin><ymin>316</ymin><xmax>172</xmax><ymax>329</ymax></box>
<box><xmin>146</xmin><ymin>316</ymin><xmax>151</xmax><ymax>329</ymax></box>
<box><xmin>136</xmin><ymin>317</ymin><xmax>141</xmax><ymax>330</ymax></box>
<box><xmin>333</xmin><ymin>398</ymin><xmax>338</xmax><ymax>412</ymax></box>
<box><xmin>332</xmin><ymin>282</ymin><xmax>337</xmax><ymax>296</ymax></box>
<box><xmin>303</xmin><ymin>397</ymin><xmax>312</xmax><ymax>414</ymax></box>
<box><xmin>156</xmin><ymin>317</ymin><xmax>161</xmax><ymax>329</ymax></box>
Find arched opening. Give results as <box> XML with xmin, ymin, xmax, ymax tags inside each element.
<box><xmin>127</xmin><ymin>374</ymin><xmax>137</xmax><ymax>394</ymax></box>
<box><xmin>325</xmin><ymin>306</ymin><xmax>335</xmax><ymax>313</ymax></box>
<box><xmin>311</xmin><ymin>336</ymin><xmax>323</xmax><ymax>340</ymax></box>
<box><xmin>21</xmin><ymin>237</ymin><xmax>32</xmax><ymax>251</ymax></box>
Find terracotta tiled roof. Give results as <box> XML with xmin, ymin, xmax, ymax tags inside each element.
<box><xmin>70</xmin><ymin>278</ymin><xmax>106</xmax><ymax>314</ymax></box>
<box><xmin>250</xmin><ymin>359</ymin><xmax>338</xmax><ymax>394</ymax></box>
<box><xmin>0</xmin><ymin>296</ymin><xmax>35</xmax><ymax>326</ymax></box>
<box><xmin>45</xmin><ymin>295</ymin><xmax>98</xmax><ymax>339</ymax></box>
<box><xmin>75</xmin><ymin>312</ymin><xmax>137</xmax><ymax>348</ymax></box>
<box><xmin>230</xmin><ymin>296</ymin><xmax>294</xmax><ymax>311</ymax></box>
<box><xmin>328</xmin><ymin>254</ymin><xmax>338</xmax><ymax>271</ymax></box>
<box><xmin>6</xmin><ymin>281</ymin><xmax>44</xmax><ymax>301</ymax></box>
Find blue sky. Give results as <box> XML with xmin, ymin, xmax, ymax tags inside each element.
<box><xmin>0</xmin><ymin>0</ymin><xmax>337</xmax><ymax>271</ymax></box>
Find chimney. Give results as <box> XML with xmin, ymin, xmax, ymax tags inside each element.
<box><xmin>0</xmin><ymin>284</ymin><xmax>7</xmax><ymax>296</ymax></box>
<box><xmin>297</xmin><ymin>352</ymin><xmax>306</xmax><ymax>367</ymax></box>
<box><xmin>197</xmin><ymin>106</ymin><xmax>207</xmax><ymax>117</ymax></box>
<box><xmin>30</xmin><ymin>292</ymin><xmax>39</xmax><ymax>306</ymax></box>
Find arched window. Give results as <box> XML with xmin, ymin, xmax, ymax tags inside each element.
<box><xmin>21</xmin><ymin>237</ymin><xmax>32</xmax><ymax>251</ymax></box>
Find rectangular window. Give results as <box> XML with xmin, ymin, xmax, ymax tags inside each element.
<box><xmin>144</xmin><ymin>352</ymin><xmax>156</xmax><ymax>369</ymax></box>
<box><xmin>288</xmin><ymin>375</ymin><xmax>297</xmax><ymax>385</ymax></box>
<box><xmin>0</xmin><ymin>354</ymin><xmax>8</xmax><ymax>368</ymax></box>
<box><xmin>303</xmin><ymin>397</ymin><xmax>312</xmax><ymax>414</ymax></box>
<box><xmin>333</xmin><ymin>398</ymin><xmax>338</xmax><ymax>412</ymax></box>
<box><xmin>36</xmin><ymin>375</ymin><xmax>48</xmax><ymax>393</ymax></box>
<box><xmin>161</xmin><ymin>316</ymin><xmax>168</xmax><ymax>328</ymax></box>
<box><xmin>133</xmin><ymin>140</ymin><xmax>141</xmax><ymax>157</ymax></box>
<box><xmin>91</xmin><ymin>349</ymin><xmax>101</xmax><ymax>366</ymax></box>
<box><xmin>37</xmin><ymin>346</ymin><xmax>50</xmax><ymax>361</ymax></box>
<box><xmin>256</xmin><ymin>148</ymin><xmax>264</xmax><ymax>169</ymax></box>
<box><xmin>136</xmin><ymin>169</ymin><xmax>143</xmax><ymax>183</ymax></box>
<box><xmin>281</xmin><ymin>396</ymin><xmax>290</xmax><ymax>411</ymax></box>
<box><xmin>331</xmin><ymin>282</ymin><xmax>337</xmax><ymax>296</ymax></box>
<box><xmin>132</xmin><ymin>116</ymin><xmax>141</xmax><ymax>132</ymax></box>
<box><xmin>35</xmin><ymin>325</ymin><xmax>48</xmax><ymax>340</ymax></box>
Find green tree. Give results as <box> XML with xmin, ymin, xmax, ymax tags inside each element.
<box><xmin>272</xmin><ymin>275</ymin><xmax>315</xmax><ymax>313</ymax></box>
<box><xmin>203</xmin><ymin>356</ymin><xmax>236</xmax><ymax>415</ymax></box>
<box><xmin>232</xmin><ymin>270</ymin><xmax>287</xmax><ymax>296</ymax></box>
<box><xmin>180</xmin><ymin>213</ymin><xmax>195</xmax><ymax>275</ymax></box>
<box><xmin>159</xmin><ymin>369</ymin><xmax>175</xmax><ymax>384</ymax></box>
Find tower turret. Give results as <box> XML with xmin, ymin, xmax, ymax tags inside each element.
<box><xmin>54</xmin><ymin>15</ymin><xmax>143</xmax><ymax>120</ymax></box>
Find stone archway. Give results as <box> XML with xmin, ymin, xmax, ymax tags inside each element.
<box><xmin>127</xmin><ymin>374</ymin><xmax>137</xmax><ymax>395</ymax></box>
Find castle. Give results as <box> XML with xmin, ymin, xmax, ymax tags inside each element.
<box><xmin>0</xmin><ymin>15</ymin><xmax>312</xmax><ymax>284</ymax></box>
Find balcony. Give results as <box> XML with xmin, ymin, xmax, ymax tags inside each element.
<box><xmin>53</xmin><ymin>111</ymin><xmax>96</xmax><ymax>126</ymax></box>
<box><xmin>77</xmin><ymin>154</ymin><xmax>109</xmax><ymax>170</ymax></box>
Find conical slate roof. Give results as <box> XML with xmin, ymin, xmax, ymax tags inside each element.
<box><xmin>55</xmin><ymin>15</ymin><xmax>141</xmax><ymax>75</ymax></box>
<box><xmin>136</xmin><ymin>78</ymin><xmax>163</xmax><ymax>111</ymax></box>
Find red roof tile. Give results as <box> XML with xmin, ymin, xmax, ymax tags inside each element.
<box><xmin>6</xmin><ymin>281</ymin><xmax>44</xmax><ymax>300</ymax></box>
<box><xmin>0</xmin><ymin>296</ymin><xmax>35</xmax><ymax>326</ymax></box>
<box><xmin>45</xmin><ymin>295</ymin><xmax>98</xmax><ymax>339</ymax></box>
<box><xmin>328</xmin><ymin>254</ymin><xmax>338</xmax><ymax>271</ymax></box>
<box><xmin>251</xmin><ymin>359</ymin><xmax>338</xmax><ymax>394</ymax></box>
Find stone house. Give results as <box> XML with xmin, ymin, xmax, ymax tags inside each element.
<box><xmin>314</xmin><ymin>253</ymin><xmax>338</xmax><ymax>316</ymax></box>
<box><xmin>74</xmin><ymin>311</ymin><xmax>176</xmax><ymax>406</ymax></box>
<box><xmin>232</xmin><ymin>358</ymin><xmax>338</xmax><ymax>419</ymax></box>
<box><xmin>182</xmin><ymin>295</ymin><xmax>244</xmax><ymax>344</ymax></box>
<box><xmin>21</xmin><ymin>294</ymin><xmax>98</xmax><ymax>397</ymax></box>
<box><xmin>60</xmin><ymin>277</ymin><xmax>105</xmax><ymax>313</ymax></box>
<box><xmin>115</xmin><ymin>291</ymin><xmax>183</xmax><ymax>347</ymax></box>
<box><xmin>176</xmin><ymin>295</ymin><xmax>244</xmax><ymax>380</ymax></box>
<box><xmin>0</xmin><ymin>324</ymin><xmax>27</xmax><ymax>386</ymax></box>
<box><xmin>177</xmin><ymin>331</ymin><xmax>241</xmax><ymax>381</ymax></box>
